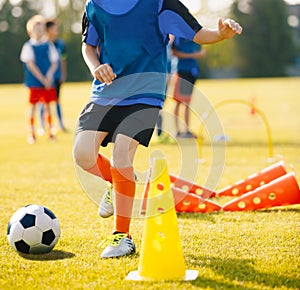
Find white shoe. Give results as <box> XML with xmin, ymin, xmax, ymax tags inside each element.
<box><xmin>100</xmin><ymin>233</ymin><xmax>136</xmax><ymax>258</ymax></box>
<box><xmin>98</xmin><ymin>186</ymin><xmax>114</xmax><ymax>218</ymax></box>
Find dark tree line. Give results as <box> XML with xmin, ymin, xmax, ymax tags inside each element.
<box><xmin>231</xmin><ymin>0</ymin><xmax>296</xmax><ymax>77</ymax></box>
<box><xmin>0</xmin><ymin>0</ymin><xmax>298</xmax><ymax>84</ymax></box>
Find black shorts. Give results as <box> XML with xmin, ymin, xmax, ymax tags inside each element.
<box><xmin>178</xmin><ymin>71</ymin><xmax>197</xmax><ymax>96</ymax></box>
<box><xmin>75</xmin><ymin>102</ymin><xmax>160</xmax><ymax>147</ymax></box>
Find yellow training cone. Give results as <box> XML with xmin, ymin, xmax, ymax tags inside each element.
<box><xmin>126</xmin><ymin>158</ymin><xmax>198</xmax><ymax>281</ymax></box>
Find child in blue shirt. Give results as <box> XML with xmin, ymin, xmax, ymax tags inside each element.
<box><xmin>73</xmin><ymin>0</ymin><xmax>242</xmax><ymax>258</ymax></box>
<box><xmin>172</xmin><ymin>37</ymin><xmax>207</xmax><ymax>138</ymax></box>
<box><xmin>20</xmin><ymin>15</ymin><xmax>58</xmax><ymax>143</ymax></box>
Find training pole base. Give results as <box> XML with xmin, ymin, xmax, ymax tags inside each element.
<box><xmin>125</xmin><ymin>270</ymin><xmax>199</xmax><ymax>281</ymax></box>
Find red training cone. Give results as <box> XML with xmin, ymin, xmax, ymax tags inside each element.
<box><xmin>172</xmin><ymin>187</ymin><xmax>221</xmax><ymax>213</ymax></box>
<box><xmin>222</xmin><ymin>172</ymin><xmax>300</xmax><ymax>211</ymax></box>
<box><xmin>169</xmin><ymin>173</ymin><xmax>216</xmax><ymax>198</ymax></box>
<box><xmin>217</xmin><ymin>161</ymin><xmax>287</xmax><ymax>197</ymax></box>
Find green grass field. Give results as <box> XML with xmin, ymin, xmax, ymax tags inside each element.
<box><xmin>1</xmin><ymin>78</ymin><xmax>300</xmax><ymax>289</ymax></box>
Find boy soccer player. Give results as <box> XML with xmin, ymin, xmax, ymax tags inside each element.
<box><xmin>39</xmin><ymin>20</ymin><xmax>68</xmax><ymax>133</ymax></box>
<box><xmin>172</xmin><ymin>37</ymin><xmax>207</xmax><ymax>138</ymax></box>
<box><xmin>73</xmin><ymin>0</ymin><xmax>242</xmax><ymax>258</ymax></box>
<box><xmin>20</xmin><ymin>15</ymin><xmax>58</xmax><ymax>143</ymax></box>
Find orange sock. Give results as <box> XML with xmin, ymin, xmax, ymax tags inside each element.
<box><xmin>30</xmin><ymin>117</ymin><xmax>34</xmax><ymax>127</ymax></box>
<box><xmin>29</xmin><ymin>117</ymin><xmax>34</xmax><ymax>135</ymax></box>
<box><xmin>45</xmin><ymin>114</ymin><xmax>52</xmax><ymax>136</ymax></box>
<box><xmin>111</xmin><ymin>166</ymin><xmax>135</xmax><ymax>234</ymax></box>
<box><xmin>86</xmin><ymin>154</ymin><xmax>113</xmax><ymax>183</ymax></box>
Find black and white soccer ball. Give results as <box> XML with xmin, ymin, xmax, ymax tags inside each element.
<box><xmin>7</xmin><ymin>204</ymin><xmax>60</xmax><ymax>254</ymax></box>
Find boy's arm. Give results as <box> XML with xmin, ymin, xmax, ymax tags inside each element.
<box><xmin>61</xmin><ymin>58</ymin><xmax>67</xmax><ymax>83</ymax></box>
<box><xmin>45</xmin><ymin>62</ymin><xmax>58</xmax><ymax>88</ymax></box>
<box><xmin>82</xmin><ymin>42</ymin><xmax>116</xmax><ymax>85</ymax></box>
<box><xmin>172</xmin><ymin>49</ymin><xmax>206</xmax><ymax>59</ymax></box>
<box><xmin>26</xmin><ymin>61</ymin><xmax>48</xmax><ymax>87</ymax></box>
<box><xmin>193</xmin><ymin>18</ymin><xmax>242</xmax><ymax>44</ymax></box>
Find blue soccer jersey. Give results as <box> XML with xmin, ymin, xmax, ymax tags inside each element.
<box><xmin>172</xmin><ymin>37</ymin><xmax>201</xmax><ymax>78</ymax></box>
<box><xmin>82</xmin><ymin>0</ymin><xmax>202</xmax><ymax>107</ymax></box>
<box><xmin>20</xmin><ymin>40</ymin><xmax>58</xmax><ymax>88</ymax></box>
<box><xmin>53</xmin><ymin>38</ymin><xmax>67</xmax><ymax>82</ymax></box>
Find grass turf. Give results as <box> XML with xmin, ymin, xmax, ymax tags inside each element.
<box><xmin>0</xmin><ymin>78</ymin><xmax>299</xmax><ymax>289</ymax></box>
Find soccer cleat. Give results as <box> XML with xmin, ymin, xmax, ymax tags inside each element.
<box><xmin>182</xmin><ymin>131</ymin><xmax>196</xmax><ymax>138</ymax></box>
<box><xmin>100</xmin><ymin>233</ymin><xmax>136</xmax><ymax>258</ymax></box>
<box><xmin>98</xmin><ymin>186</ymin><xmax>114</xmax><ymax>218</ymax></box>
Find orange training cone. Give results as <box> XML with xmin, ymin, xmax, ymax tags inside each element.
<box><xmin>217</xmin><ymin>161</ymin><xmax>287</xmax><ymax>197</ymax></box>
<box><xmin>141</xmin><ymin>172</ymin><xmax>220</xmax><ymax>214</ymax></box>
<box><xmin>172</xmin><ymin>187</ymin><xmax>221</xmax><ymax>213</ymax></box>
<box><xmin>222</xmin><ymin>172</ymin><xmax>300</xmax><ymax>211</ymax></box>
<box><xmin>126</xmin><ymin>158</ymin><xmax>198</xmax><ymax>281</ymax></box>
<box><xmin>170</xmin><ymin>173</ymin><xmax>216</xmax><ymax>198</ymax></box>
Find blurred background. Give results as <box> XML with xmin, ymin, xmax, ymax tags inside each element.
<box><xmin>0</xmin><ymin>0</ymin><xmax>300</xmax><ymax>83</ymax></box>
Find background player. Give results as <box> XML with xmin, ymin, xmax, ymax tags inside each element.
<box><xmin>20</xmin><ymin>15</ymin><xmax>58</xmax><ymax>143</ymax></box>
<box><xmin>39</xmin><ymin>20</ymin><xmax>68</xmax><ymax>134</ymax></box>
<box><xmin>172</xmin><ymin>37</ymin><xmax>207</xmax><ymax>138</ymax></box>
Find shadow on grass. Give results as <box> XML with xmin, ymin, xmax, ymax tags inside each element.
<box><xmin>187</xmin><ymin>255</ymin><xmax>300</xmax><ymax>289</ymax></box>
<box><xmin>176</xmin><ymin>205</ymin><xmax>300</xmax><ymax>221</ymax></box>
<box><xmin>177</xmin><ymin>211</ymin><xmax>222</xmax><ymax>223</ymax></box>
<box><xmin>259</xmin><ymin>206</ymin><xmax>300</xmax><ymax>213</ymax></box>
<box><xmin>19</xmin><ymin>250</ymin><xmax>75</xmax><ymax>261</ymax></box>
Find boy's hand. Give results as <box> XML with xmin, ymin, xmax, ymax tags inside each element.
<box><xmin>218</xmin><ymin>18</ymin><xmax>243</xmax><ymax>39</ymax></box>
<box><xmin>94</xmin><ymin>63</ymin><xmax>116</xmax><ymax>85</ymax></box>
<box><xmin>43</xmin><ymin>77</ymin><xmax>52</xmax><ymax>89</ymax></box>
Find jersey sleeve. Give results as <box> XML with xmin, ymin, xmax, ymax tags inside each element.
<box><xmin>82</xmin><ymin>12</ymin><xmax>100</xmax><ymax>47</ymax></box>
<box><xmin>48</xmin><ymin>42</ymin><xmax>59</xmax><ymax>63</ymax></box>
<box><xmin>20</xmin><ymin>42</ymin><xmax>34</xmax><ymax>63</ymax></box>
<box><xmin>159</xmin><ymin>0</ymin><xmax>202</xmax><ymax>40</ymax></box>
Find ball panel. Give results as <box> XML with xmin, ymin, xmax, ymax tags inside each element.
<box><xmin>52</xmin><ymin>219</ymin><xmax>61</xmax><ymax>236</ymax></box>
<box><xmin>43</xmin><ymin>207</ymin><xmax>57</xmax><ymax>219</ymax></box>
<box><xmin>35</xmin><ymin>214</ymin><xmax>52</xmax><ymax>231</ymax></box>
<box><xmin>25</xmin><ymin>204</ymin><xmax>44</xmax><ymax>215</ymax></box>
<box><xmin>9</xmin><ymin>207</ymin><xmax>27</xmax><ymax>225</ymax></box>
<box><xmin>23</xmin><ymin>227</ymin><xmax>43</xmax><ymax>246</ymax></box>
<box><xmin>7</xmin><ymin>223</ymin><xmax>11</xmax><ymax>235</ymax></box>
<box><xmin>15</xmin><ymin>240</ymin><xmax>30</xmax><ymax>254</ymax></box>
<box><xmin>20</xmin><ymin>214</ymin><xmax>36</xmax><ymax>229</ymax></box>
<box><xmin>49</xmin><ymin>235</ymin><xmax>60</xmax><ymax>249</ymax></box>
<box><xmin>7</xmin><ymin>222</ymin><xmax>24</xmax><ymax>245</ymax></box>
<box><xmin>42</xmin><ymin>229</ymin><xmax>56</xmax><ymax>246</ymax></box>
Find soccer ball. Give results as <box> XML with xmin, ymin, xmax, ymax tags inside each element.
<box><xmin>7</xmin><ymin>204</ymin><xmax>60</xmax><ymax>254</ymax></box>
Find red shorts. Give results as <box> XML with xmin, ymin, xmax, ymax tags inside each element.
<box><xmin>173</xmin><ymin>73</ymin><xmax>196</xmax><ymax>104</ymax></box>
<box><xmin>29</xmin><ymin>88</ymin><xmax>57</xmax><ymax>104</ymax></box>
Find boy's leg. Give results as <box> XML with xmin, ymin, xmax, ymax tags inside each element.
<box><xmin>100</xmin><ymin>134</ymin><xmax>138</xmax><ymax>258</ymax></box>
<box><xmin>73</xmin><ymin>130</ymin><xmax>109</xmax><ymax>174</ymax></box>
<box><xmin>28</xmin><ymin>103</ymin><xmax>36</xmax><ymax>144</ymax></box>
<box><xmin>43</xmin><ymin>103</ymin><xmax>54</xmax><ymax>140</ymax></box>
<box><xmin>174</xmin><ymin>102</ymin><xmax>181</xmax><ymax>136</ymax></box>
<box><xmin>112</xmin><ymin>134</ymin><xmax>139</xmax><ymax>234</ymax></box>
<box><xmin>39</xmin><ymin>103</ymin><xmax>45</xmax><ymax>132</ymax></box>
<box><xmin>156</xmin><ymin>113</ymin><xmax>162</xmax><ymax>137</ymax></box>
<box><xmin>56</xmin><ymin>101</ymin><xmax>65</xmax><ymax>130</ymax></box>
<box><xmin>86</xmin><ymin>153</ymin><xmax>112</xmax><ymax>183</ymax></box>
<box><xmin>55</xmin><ymin>82</ymin><xmax>66</xmax><ymax>131</ymax></box>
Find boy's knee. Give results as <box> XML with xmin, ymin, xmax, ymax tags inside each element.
<box><xmin>73</xmin><ymin>144</ymin><xmax>95</xmax><ymax>170</ymax></box>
